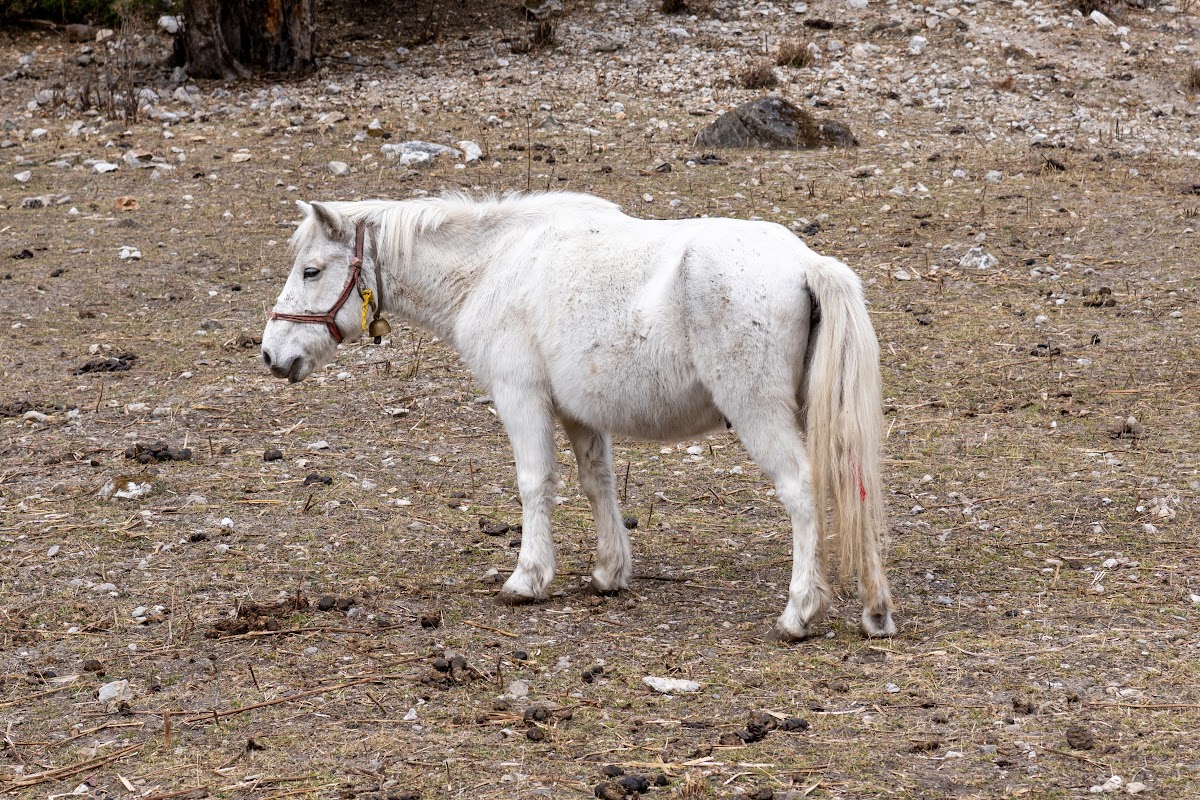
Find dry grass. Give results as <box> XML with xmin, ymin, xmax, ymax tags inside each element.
<box><xmin>738</xmin><ymin>58</ymin><xmax>779</xmax><ymax>89</ymax></box>
<box><xmin>1186</xmin><ymin>63</ymin><xmax>1200</xmax><ymax>92</ymax></box>
<box><xmin>776</xmin><ymin>37</ymin><xmax>814</xmax><ymax>68</ymax></box>
<box><xmin>1071</xmin><ymin>0</ymin><xmax>1110</xmax><ymax>15</ymax></box>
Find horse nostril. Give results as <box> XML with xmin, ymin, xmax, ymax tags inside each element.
<box><xmin>262</xmin><ymin>349</ymin><xmax>273</xmax><ymax>367</ymax></box>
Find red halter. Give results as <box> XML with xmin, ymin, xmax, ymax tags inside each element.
<box><xmin>268</xmin><ymin>221</ymin><xmax>368</xmax><ymax>344</ymax></box>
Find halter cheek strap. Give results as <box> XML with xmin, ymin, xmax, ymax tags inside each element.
<box><xmin>268</xmin><ymin>220</ymin><xmax>368</xmax><ymax>344</ymax></box>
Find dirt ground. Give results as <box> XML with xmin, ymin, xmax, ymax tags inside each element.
<box><xmin>1</xmin><ymin>0</ymin><xmax>1199</xmax><ymax>798</ymax></box>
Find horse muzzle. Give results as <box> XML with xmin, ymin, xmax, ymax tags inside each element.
<box><xmin>262</xmin><ymin>348</ymin><xmax>307</xmax><ymax>383</ymax></box>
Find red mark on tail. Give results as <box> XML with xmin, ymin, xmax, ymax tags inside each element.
<box><xmin>852</xmin><ymin>458</ymin><xmax>867</xmax><ymax>502</ymax></box>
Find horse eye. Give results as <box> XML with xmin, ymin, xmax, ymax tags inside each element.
<box><xmin>302</xmin><ymin>267</ymin><xmax>321</xmax><ymax>279</ymax></box>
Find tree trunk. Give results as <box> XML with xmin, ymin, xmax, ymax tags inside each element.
<box><xmin>180</xmin><ymin>0</ymin><xmax>315</xmax><ymax>80</ymax></box>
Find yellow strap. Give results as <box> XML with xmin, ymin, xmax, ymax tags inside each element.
<box><xmin>360</xmin><ymin>288</ymin><xmax>374</xmax><ymax>332</ymax></box>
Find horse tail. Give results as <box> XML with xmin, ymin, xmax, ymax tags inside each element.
<box><xmin>803</xmin><ymin>257</ymin><xmax>889</xmax><ymax>597</ymax></box>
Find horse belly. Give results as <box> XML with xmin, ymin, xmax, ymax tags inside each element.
<box><xmin>548</xmin><ymin>324</ymin><xmax>724</xmax><ymax>441</ymax></box>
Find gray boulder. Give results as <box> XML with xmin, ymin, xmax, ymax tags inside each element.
<box><xmin>694</xmin><ymin>97</ymin><xmax>857</xmax><ymax>150</ymax></box>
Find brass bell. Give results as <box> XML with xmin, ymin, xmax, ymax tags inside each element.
<box><xmin>368</xmin><ymin>316</ymin><xmax>392</xmax><ymax>344</ymax></box>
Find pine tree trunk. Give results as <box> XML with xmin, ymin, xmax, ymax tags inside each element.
<box><xmin>180</xmin><ymin>0</ymin><xmax>315</xmax><ymax>80</ymax></box>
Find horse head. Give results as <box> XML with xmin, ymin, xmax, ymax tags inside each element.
<box><xmin>261</xmin><ymin>201</ymin><xmax>370</xmax><ymax>383</ymax></box>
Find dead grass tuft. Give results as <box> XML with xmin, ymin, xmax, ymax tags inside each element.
<box><xmin>1186</xmin><ymin>63</ymin><xmax>1200</xmax><ymax>92</ymax></box>
<box><xmin>1071</xmin><ymin>0</ymin><xmax>1110</xmax><ymax>15</ymax></box>
<box><xmin>530</xmin><ymin>19</ymin><xmax>557</xmax><ymax>48</ymax></box>
<box><xmin>776</xmin><ymin>37</ymin><xmax>813</xmax><ymax>68</ymax></box>
<box><xmin>661</xmin><ymin>0</ymin><xmax>712</xmax><ymax>13</ymax></box>
<box><xmin>738</xmin><ymin>59</ymin><xmax>779</xmax><ymax>90</ymax></box>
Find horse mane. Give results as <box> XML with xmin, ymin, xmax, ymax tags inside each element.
<box><xmin>290</xmin><ymin>191</ymin><xmax>622</xmax><ymax>268</ymax></box>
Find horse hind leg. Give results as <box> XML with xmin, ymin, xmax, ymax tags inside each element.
<box><xmin>723</xmin><ymin>402</ymin><xmax>830</xmax><ymax>640</ymax></box>
<box><xmin>562</xmin><ymin>418</ymin><xmax>632</xmax><ymax>594</ymax></box>
<box><xmin>492</xmin><ymin>386</ymin><xmax>559</xmax><ymax>603</ymax></box>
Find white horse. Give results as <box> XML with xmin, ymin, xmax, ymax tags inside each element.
<box><xmin>261</xmin><ymin>192</ymin><xmax>895</xmax><ymax>640</ymax></box>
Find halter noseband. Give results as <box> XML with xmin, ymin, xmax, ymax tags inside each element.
<box><xmin>268</xmin><ymin>220</ymin><xmax>370</xmax><ymax>344</ymax></box>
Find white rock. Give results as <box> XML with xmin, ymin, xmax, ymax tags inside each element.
<box><xmin>97</xmin><ymin>679</ymin><xmax>131</xmax><ymax>703</ymax></box>
<box><xmin>1089</xmin><ymin>9</ymin><xmax>1115</xmax><ymax>27</ymax></box>
<box><xmin>93</xmin><ymin>161</ymin><xmax>119</xmax><ymax>174</ymax></box>
<box><xmin>1126</xmin><ymin>783</ymin><xmax>1146</xmax><ymax>795</ymax></box>
<box><xmin>309</xmin><ymin>440</ymin><xmax>330</xmax><ymax>450</ymax></box>
<box><xmin>959</xmin><ymin>246</ymin><xmax>998</xmax><ymax>270</ymax></box>
<box><xmin>118</xmin><ymin>246</ymin><xmax>142</xmax><ymax>261</ymax></box>
<box><xmin>380</xmin><ymin>140</ymin><xmax>461</xmax><ymax>167</ymax></box>
<box><xmin>100</xmin><ymin>477</ymin><xmax>154</xmax><ymax>500</ymax></box>
<box><xmin>457</xmin><ymin>140</ymin><xmax>483</xmax><ymax>162</ymax></box>
<box><xmin>643</xmin><ymin>676</ymin><xmax>702</xmax><ymax>694</ymax></box>
<box><xmin>1090</xmin><ymin>775</ymin><xmax>1123</xmax><ymax>793</ymax></box>
<box><xmin>328</xmin><ymin>161</ymin><xmax>350</xmax><ymax>176</ymax></box>
<box><xmin>14</xmin><ymin>170</ymin><xmax>31</xmax><ymax>183</ymax></box>
<box><xmin>158</xmin><ymin>15</ymin><xmax>180</xmax><ymax>34</ymax></box>
<box><xmin>231</xmin><ymin>151</ymin><xmax>252</xmax><ymax>163</ymax></box>
<box><xmin>47</xmin><ymin>544</ymin><xmax>60</xmax><ymax>557</ymax></box>
<box><xmin>985</xmin><ymin>170</ymin><xmax>1003</xmax><ymax>183</ymax></box>
<box><xmin>508</xmin><ymin>679</ymin><xmax>530</xmax><ymax>698</ymax></box>
<box><xmin>846</xmin><ymin>0</ymin><xmax>868</xmax><ymax>8</ymax></box>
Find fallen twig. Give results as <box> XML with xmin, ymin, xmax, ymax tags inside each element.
<box><xmin>0</xmin><ymin>743</ymin><xmax>141</xmax><ymax>789</ymax></box>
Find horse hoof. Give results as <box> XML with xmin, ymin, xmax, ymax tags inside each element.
<box><xmin>861</xmin><ymin>610</ymin><xmax>896</xmax><ymax>638</ymax></box>
<box><xmin>773</xmin><ymin>617</ymin><xmax>819</xmax><ymax>642</ymax></box>
<box><xmin>496</xmin><ymin>589</ymin><xmax>541</xmax><ymax>606</ymax></box>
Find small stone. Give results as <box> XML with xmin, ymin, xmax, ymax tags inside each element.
<box><xmin>328</xmin><ymin>161</ymin><xmax>350</xmax><ymax>176</ymax></box>
<box><xmin>643</xmin><ymin>676</ymin><xmax>702</xmax><ymax>693</ymax></box>
<box><xmin>959</xmin><ymin>246</ymin><xmax>998</xmax><ymax>270</ymax></box>
<box><xmin>14</xmin><ymin>170</ymin><xmax>31</xmax><ymax>183</ymax></box>
<box><xmin>508</xmin><ymin>680</ymin><xmax>530</xmax><ymax>698</ymax></box>
<box><xmin>457</xmin><ymin>140</ymin><xmax>483</xmax><ymax>162</ymax></box>
<box><xmin>1126</xmin><ymin>782</ymin><xmax>1147</xmax><ymax>794</ymax></box>
<box><xmin>97</xmin><ymin>679</ymin><xmax>131</xmax><ymax>702</ymax></box>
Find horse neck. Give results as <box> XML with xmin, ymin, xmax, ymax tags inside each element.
<box><xmin>377</xmin><ymin>211</ymin><xmax>512</xmax><ymax>341</ymax></box>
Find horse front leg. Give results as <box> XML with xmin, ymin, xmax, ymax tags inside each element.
<box><xmin>562</xmin><ymin>418</ymin><xmax>631</xmax><ymax>594</ymax></box>
<box><xmin>493</xmin><ymin>385</ymin><xmax>559</xmax><ymax>603</ymax></box>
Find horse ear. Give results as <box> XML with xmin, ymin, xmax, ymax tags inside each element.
<box><xmin>295</xmin><ymin>200</ymin><xmax>313</xmax><ymax>217</ymax></box>
<box><xmin>308</xmin><ymin>202</ymin><xmax>350</xmax><ymax>239</ymax></box>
